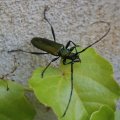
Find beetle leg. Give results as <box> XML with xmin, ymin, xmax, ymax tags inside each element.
<box><xmin>66</xmin><ymin>41</ymin><xmax>81</xmax><ymax>63</ymax></box>
<box><xmin>8</xmin><ymin>49</ymin><xmax>49</xmax><ymax>55</ymax></box>
<box><xmin>69</xmin><ymin>46</ymin><xmax>77</xmax><ymax>52</ymax></box>
<box><xmin>63</xmin><ymin>59</ymin><xmax>73</xmax><ymax>65</ymax></box>
<box><xmin>63</xmin><ymin>58</ymin><xmax>75</xmax><ymax>65</ymax></box>
<box><xmin>63</xmin><ymin>58</ymin><xmax>74</xmax><ymax>65</ymax></box>
<box><xmin>63</xmin><ymin>58</ymin><xmax>67</xmax><ymax>65</ymax></box>
<box><xmin>65</xmin><ymin>41</ymin><xmax>79</xmax><ymax>53</ymax></box>
<box><xmin>61</xmin><ymin>62</ymin><xmax>74</xmax><ymax>117</ymax></box>
<box><xmin>41</xmin><ymin>57</ymin><xmax>60</xmax><ymax>78</ymax></box>
<box><xmin>63</xmin><ymin>53</ymin><xmax>81</xmax><ymax>64</ymax></box>
<box><xmin>65</xmin><ymin>41</ymin><xmax>78</xmax><ymax>48</ymax></box>
<box><xmin>44</xmin><ymin>6</ymin><xmax>56</xmax><ymax>42</ymax></box>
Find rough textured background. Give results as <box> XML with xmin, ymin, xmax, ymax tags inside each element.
<box><xmin>0</xmin><ymin>0</ymin><xmax>120</xmax><ymax>120</ymax></box>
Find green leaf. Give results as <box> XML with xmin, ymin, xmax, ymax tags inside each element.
<box><xmin>0</xmin><ymin>80</ymin><xmax>36</xmax><ymax>120</ymax></box>
<box><xmin>29</xmin><ymin>48</ymin><xmax>120</xmax><ymax>120</ymax></box>
<box><xmin>90</xmin><ymin>105</ymin><xmax>114</xmax><ymax>120</ymax></box>
<box><xmin>115</xmin><ymin>110</ymin><xmax>120</xmax><ymax>120</ymax></box>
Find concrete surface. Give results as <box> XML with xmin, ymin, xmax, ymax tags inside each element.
<box><xmin>0</xmin><ymin>0</ymin><xmax>120</xmax><ymax>120</ymax></box>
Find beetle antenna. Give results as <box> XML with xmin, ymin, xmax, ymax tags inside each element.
<box><xmin>44</xmin><ymin>6</ymin><xmax>56</xmax><ymax>42</ymax></box>
<box><xmin>78</xmin><ymin>21</ymin><xmax>110</xmax><ymax>54</ymax></box>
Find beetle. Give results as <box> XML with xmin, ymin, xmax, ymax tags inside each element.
<box><xmin>8</xmin><ymin>7</ymin><xmax>110</xmax><ymax>117</ymax></box>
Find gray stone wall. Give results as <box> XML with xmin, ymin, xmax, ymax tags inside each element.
<box><xmin>0</xmin><ymin>0</ymin><xmax>120</xmax><ymax>120</ymax></box>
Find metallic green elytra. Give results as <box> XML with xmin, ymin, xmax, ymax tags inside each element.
<box><xmin>31</xmin><ymin>37</ymin><xmax>63</xmax><ymax>56</ymax></box>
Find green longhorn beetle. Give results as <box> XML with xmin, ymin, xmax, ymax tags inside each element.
<box><xmin>8</xmin><ymin>7</ymin><xmax>110</xmax><ymax>117</ymax></box>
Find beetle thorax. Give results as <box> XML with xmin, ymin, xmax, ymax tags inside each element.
<box><xmin>59</xmin><ymin>47</ymin><xmax>80</xmax><ymax>62</ymax></box>
<box><xmin>58</xmin><ymin>47</ymin><xmax>70</xmax><ymax>58</ymax></box>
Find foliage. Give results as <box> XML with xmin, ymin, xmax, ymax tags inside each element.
<box><xmin>29</xmin><ymin>48</ymin><xmax>120</xmax><ymax>120</ymax></box>
<box><xmin>0</xmin><ymin>80</ymin><xmax>36</xmax><ymax>120</ymax></box>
